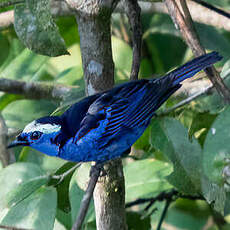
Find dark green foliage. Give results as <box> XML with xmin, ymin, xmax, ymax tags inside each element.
<box><xmin>1</xmin><ymin>1</ymin><xmax>230</xmax><ymax>229</ymax></box>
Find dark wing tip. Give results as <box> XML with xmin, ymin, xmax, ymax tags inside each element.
<box><xmin>206</xmin><ymin>51</ymin><xmax>223</xmax><ymax>62</ymax></box>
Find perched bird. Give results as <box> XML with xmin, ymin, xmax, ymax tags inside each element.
<box><xmin>8</xmin><ymin>52</ymin><xmax>222</xmax><ymax>163</ymax></box>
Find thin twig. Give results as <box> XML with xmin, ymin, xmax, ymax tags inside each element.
<box><xmin>164</xmin><ymin>0</ymin><xmax>230</xmax><ymax>103</ymax></box>
<box><xmin>126</xmin><ymin>189</ymin><xmax>204</xmax><ymax>209</ymax></box>
<box><xmin>191</xmin><ymin>0</ymin><xmax>230</xmax><ymax>19</ymax></box>
<box><xmin>157</xmin><ymin>84</ymin><xmax>212</xmax><ymax>116</ymax></box>
<box><xmin>125</xmin><ymin>0</ymin><xmax>142</xmax><ymax>80</ymax></box>
<box><xmin>158</xmin><ymin>70</ymin><xmax>230</xmax><ymax>116</ymax></box>
<box><xmin>52</xmin><ymin>163</ymin><xmax>81</xmax><ymax>185</ymax></box>
<box><xmin>71</xmin><ymin>165</ymin><xmax>102</xmax><ymax>230</ymax></box>
<box><xmin>156</xmin><ymin>199</ymin><xmax>171</xmax><ymax>230</ymax></box>
<box><xmin>126</xmin><ymin>190</ymin><xmax>177</xmax><ymax>209</ymax></box>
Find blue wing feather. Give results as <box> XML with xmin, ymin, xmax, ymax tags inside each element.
<box><xmin>71</xmin><ymin>52</ymin><xmax>222</xmax><ymax>151</ymax></box>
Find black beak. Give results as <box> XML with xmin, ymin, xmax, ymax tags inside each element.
<box><xmin>7</xmin><ymin>135</ymin><xmax>29</xmax><ymax>148</ymax></box>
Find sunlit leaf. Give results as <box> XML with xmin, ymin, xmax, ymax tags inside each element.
<box><xmin>151</xmin><ymin>118</ymin><xmax>202</xmax><ymax>195</ymax></box>
<box><xmin>1</xmin><ymin>187</ymin><xmax>57</xmax><ymax>230</ymax></box>
<box><xmin>0</xmin><ymin>162</ymin><xmax>46</xmax><ymax>214</ymax></box>
<box><xmin>0</xmin><ymin>48</ymin><xmax>48</xmax><ymax>80</ymax></box>
<box><xmin>2</xmin><ymin>99</ymin><xmax>56</xmax><ymax>129</ymax></box>
<box><xmin>124</xmin><ymin>159</ymin><xmax>173</xmax><ymax>202</ymax></box>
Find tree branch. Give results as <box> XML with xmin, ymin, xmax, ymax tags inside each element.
<box><xmin>66</xmin><ymin>1</ymin><xmax>127</xmax><ymax>230</ymax></box>
<box><xmin>124</xmin><ymin>0</ymin><xmax>142</xmax><ymax>80</ymax></box>
<box><xmin>164</xmin><ymin>0</ymin><xmax>230</xmax><ymax>103</ymax></box>
<box><xmin>125</xmin><ymin>189</ymin><xmax>204</xmax><ymax>209</ymax></box>
<box><xmin>0</xmin><ymin>78</ymin><xmax>83</xmax><ymax>101</ymax></box>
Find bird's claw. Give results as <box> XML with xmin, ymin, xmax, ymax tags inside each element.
<box><xmin>90</xmin><ymin>163</ymin><xmax>106</xmax><ymax>177</ymax></box>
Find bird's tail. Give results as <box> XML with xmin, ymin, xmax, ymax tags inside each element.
<box><xmin>165</xmin><ymin>51</ymin><xmax>222</xmax><ymax>86</ymax></box>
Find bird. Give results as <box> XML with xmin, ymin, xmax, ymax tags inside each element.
<box><xmin>8</xmin><ymin>52</ymin><xmax>222</xmax><ymax>163</ymax></box>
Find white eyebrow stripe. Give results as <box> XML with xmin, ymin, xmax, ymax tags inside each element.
<box><xmin>23</xmin><ymin>121</ymin><xmax>61</xmax><ymax>134</ymax></box>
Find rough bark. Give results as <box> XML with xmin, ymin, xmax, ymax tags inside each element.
<box><xmin>0</xmin><ymin>78</ymin><xmax>80</xmax><ymax>101</ymax></box>
<box><xmin>65</xmin><ymin>0</ymin><xmax>127</xmax><ymax>229</ymax></box>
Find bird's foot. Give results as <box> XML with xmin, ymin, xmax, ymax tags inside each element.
<box><xmin>90</xmin><ymin>162</ymin><xmax>106</xmax><ymax>177</ymax></box>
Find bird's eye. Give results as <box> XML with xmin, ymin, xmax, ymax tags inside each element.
<box><xmin>30</xmin><ymin>131</ymin><xmax>42</xmax><ymax>140</ymax></box>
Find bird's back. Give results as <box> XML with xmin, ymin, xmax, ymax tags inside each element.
<box><xmin>59</xmin><ymin>51</ymin><xmax>222</xmax><ymax>162</ymax></box>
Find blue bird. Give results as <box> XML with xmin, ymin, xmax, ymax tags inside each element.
<box><xmin>8</xmin><ymin>52</ymin><xmax>222</xmax><ymax>163</ymax></box>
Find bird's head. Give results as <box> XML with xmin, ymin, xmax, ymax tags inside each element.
<box><xmin>8</xmin><ymin>116</ymin><xmax>63</xmax><ymax>156</ymax></box>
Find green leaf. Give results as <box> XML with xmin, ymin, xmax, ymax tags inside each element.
<box><xmin>202</xmin><ymin>107</ymin><xmax>230</xmax><ymax>214</ymax></box>
<box><xmin>112</xmin><ymin>36</ymin><xmax>132</xmax><ymax>80</ymax></box>
<box><xmin>0</xmin><ymin>48</ymin><xmax>50</xmax><ymax>111</ymax></box>
<box><xmin>14</xmin><ymin>0</ymin><xmax>68</xmax><ymax>56</ymax></box>
<box><xmin>55</xmin><ymin>16</ymin><xmax>80</xmax><ymax>47</ymax></box>
<box><xmin>196</xmin><ymin>23</ymin><xmax>230</xmax><ymax>60</ymax></box>
<box><xmin>0</xmin><ymin>162</ymin><xmax>46</xmax><ymax>212</ymax></box>
<box><xmin>126</xmin><ymin>212</ymin><xmax>151</xmax><ymax>230</ymax></box>
<box><xmin>203</xmin><ymin>106</ymin><xmax>230</xmax><ymax>184</ymax></box>
<box><xmin>143</xmin><ymin>13</ymin><xmax>230</xmax><ymax>63</ymax></box>
<box><xmin>192</xmin><ymin>59</ymin><xmax>230</xmax><ymax>114</ymax></box>
<box><xmin>189</xmin><ymin>112</ymin><xmax>217</xmax><ymax>147</ymax></box>
<box><xmin>19</xmin><ymin>147</ymin><xmax>66</xmax><ymax>173</ymax></box>
<box><xmin>47</xmin><ymin>44</ymin><xmax>82</xmax><ymax>76</ymax></box>
<box><xmin>3</xmin><ymin>99</ymin><xmax>56</xmax><ymax>129</ymax></box>
<box><xmin>56</xmin><ymin>67</ymin><xmax>83</xmax><ymax>86</ymax></box>
<box><xmin>0</xmin><ymin>94</ymin><xmax>24</xmax><ymax>111</ymax></box>
<box><xmin>151</xmin><ymin>118</ymin><xmax>202</xmax><ymax>195</ymax></box>
<box><xmin>134</xmin><ymin>126</ymin><xmax>151</xmax><ymax>153</ymax></box>
<box><xmin>1</xmin><ymin>187</ymin><xmax>57</xmax><ymax>230</ymax></box>
<box><xmin>204</xmin><ymin>0</ymin><xmax>230</xmax><ymax>9</ymax></box>
<box><xmin>0</xmin><ymin>33</ymin><xmax>10</xmax><ymax>67</ymax></box>
<box><xmin>0</xmin><ymin>48</ymin><xmax>48</xmax><ymax>80</ymax></box>
<box><xmin>0</xmin><ymin>38</ymin><xmax>24</xmax><ymax>73</ymax></box>
<box><xmin>124</xmin><ymin>159</ymin><xmax>173</xmax><ymax>202</ymax></box>
<box><xmin>51</xmin><ymin>162</ymin><xmax>76</xmax><ymax>213</ymax></box>
<box><xmin>56</xmin><ymin>209</ymin><xmax>72</xmax><ymax>230</ymax></box>
<box><xmin>163</xmin><ymin>202</ymin><xmax>209</xmax><ymax>230</ymax></box>
<box><xmin>7</xmin><ymin>175</ymin><xmax>49</xmax><ymax>208</ymax></box>
<box><xmin>201</xmin><ymin>176</ymin><xmax>226</xmax><ymax>214</ymax></box>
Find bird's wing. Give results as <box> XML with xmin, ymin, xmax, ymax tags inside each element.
<box><xmin>60</xmin><ymin>93</ymin><xmax>101</xmax><ymax>138</ymax></box>
<box><xmin>72</xmin><ymin>52</ymin><xmax>222</xmax><ymax>149</ymax></box>
<box><xmin>74</xmin><ymin>80</ymin><xmax>180</xmax><ymax>148</ymax></box>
